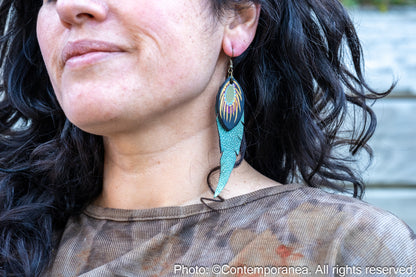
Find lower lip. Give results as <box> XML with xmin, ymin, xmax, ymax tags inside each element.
<box><xmin>65</xmin><ymin>51</ymin><xmax>122</xmax><ymax>69</ymax></box>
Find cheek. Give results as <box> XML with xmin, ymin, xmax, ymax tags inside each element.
<box><xmin>34</xmin><ymin>1</ymin><xmax>224</xmax><ymax>134</ymax></box>
<box><xmin>36</xmin><ymin>8</ymin><xmax>50</xmax><ymax>62</ymax></box>
<box><xmin>36</xmin><ymin>7</ymin><xmax>63</xmax><ymax>94</ymax></box>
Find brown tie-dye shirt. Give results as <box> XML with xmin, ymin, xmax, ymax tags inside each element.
<box><xmin>45</xmin><ymin>184</ymin><xmax>416</xmax><ymax>276</ymax></box>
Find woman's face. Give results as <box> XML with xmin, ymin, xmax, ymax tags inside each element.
<box><xmin>37</xmin><ymin>0</ymin><xmax>226</xmax><ymax>135</ymax></box>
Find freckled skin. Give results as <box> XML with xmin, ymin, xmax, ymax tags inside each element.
<box><xmin>37</xmin><ymin>0</ymin><xmax>227</xmax><ymax>136</ymax></box>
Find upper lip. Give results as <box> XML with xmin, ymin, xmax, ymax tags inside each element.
<box><xmin>62</xmin><ymin>40</ymin><xmax>123</xmax><ymax>65</ymax></box>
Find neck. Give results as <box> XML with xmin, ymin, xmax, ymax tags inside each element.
<box><xmin>95</xmin><ymin>106</ymin><xmax>223</xmax><ymax>209</ymax></box>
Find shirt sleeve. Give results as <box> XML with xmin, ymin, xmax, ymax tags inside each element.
<box><xmin>335</xmin><ymin>207</ymin><xmax>416</xmax><ymax>276</ymax></box>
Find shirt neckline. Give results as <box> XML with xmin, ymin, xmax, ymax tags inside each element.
<box><xmin>83</xmin><ymin>183</ymin><xmax>304</xmax><ymax>222</ymax></box>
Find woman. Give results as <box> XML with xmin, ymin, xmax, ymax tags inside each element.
<box><xmin>1</xmin><ymin>0</ymin><xmax>415</xmax><ymax>276</ymax></box>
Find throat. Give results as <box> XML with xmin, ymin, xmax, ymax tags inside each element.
<box><xmin>96</xmin><ymin>125</ymin><xmax>221</xmax><ymax>209</ymax></box>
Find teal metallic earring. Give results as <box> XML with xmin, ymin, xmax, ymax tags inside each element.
<box><xmin>214</xmin><ymin>57</ymin><xmax>245</xmax><ymax>197</ymax></box>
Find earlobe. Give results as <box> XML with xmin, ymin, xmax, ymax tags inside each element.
<box><xmin>222</xmin><ymin>3</ymin><xmax>261</xmax><ymax>57</ymax></box>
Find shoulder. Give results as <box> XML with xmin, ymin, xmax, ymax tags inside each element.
<box><xmin>254</xmin><ymin>184</ymin><xmax>413</xmax><ymax>228</ymax></box>
<box><xmin>219</xmin><ymin>183</ymin><xmax>414</xmax><ymax>238</ymax></box>
<box><xmin>224</xmin><ymin>184</ymin><xmax>416</xmax><ymax>266</ymax></box>
<box><xmin>256</xmin><ymin>184</ymin><xmax>416</xmax><ymax>243</ymax></box>
<box><xmin>292</xmin><ymin>186</ymin><xmax>416</xmax><ymax>239</ymax></box>
<box><xmin>275</xmin><ymin>185</ymin><xmax>416</xmax><ymax>265</ymax></box>
<box><xmin>303</xmin><ymin>188</ymin><xmax>416</xmax><ymax>267</ymax></box>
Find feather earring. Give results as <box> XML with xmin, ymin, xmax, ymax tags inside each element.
<box><xmin>214</xmin><ymin>58</ymin><xmax>244</xmax><ymax>197</ymax></box>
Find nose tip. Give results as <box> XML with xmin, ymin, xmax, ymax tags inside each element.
<box><xmin>56</xmin><ymin>0</ymin><xmax>108</xmax><ymax>26</ymax></box>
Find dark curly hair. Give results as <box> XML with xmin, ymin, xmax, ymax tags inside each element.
<box><xmin>0</xmin><ymin>0</ymin><xmax>390</xmax><ymax>275</ymax></box>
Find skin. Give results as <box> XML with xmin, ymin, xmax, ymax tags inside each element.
<box><xmin>37</xmin><ymin>0</ymin><xmax>280</xmax><ymax>209</ymax></box>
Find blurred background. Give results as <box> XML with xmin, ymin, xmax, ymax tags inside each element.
<box><xmin>343</xmin><ymin>0</ymin><xmax>416</xmax><ymax>231</ymax></box>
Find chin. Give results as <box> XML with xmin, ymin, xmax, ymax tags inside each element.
<box><xmin>65</xmin><ymin>110</ymin><xmax>121</xmax><ymax>136</ymax></box>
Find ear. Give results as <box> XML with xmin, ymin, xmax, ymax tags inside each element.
<box><xmin>222</xmin><ymin>3</ymin><xmax>261</xmax><ymax>57</ymax></box>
